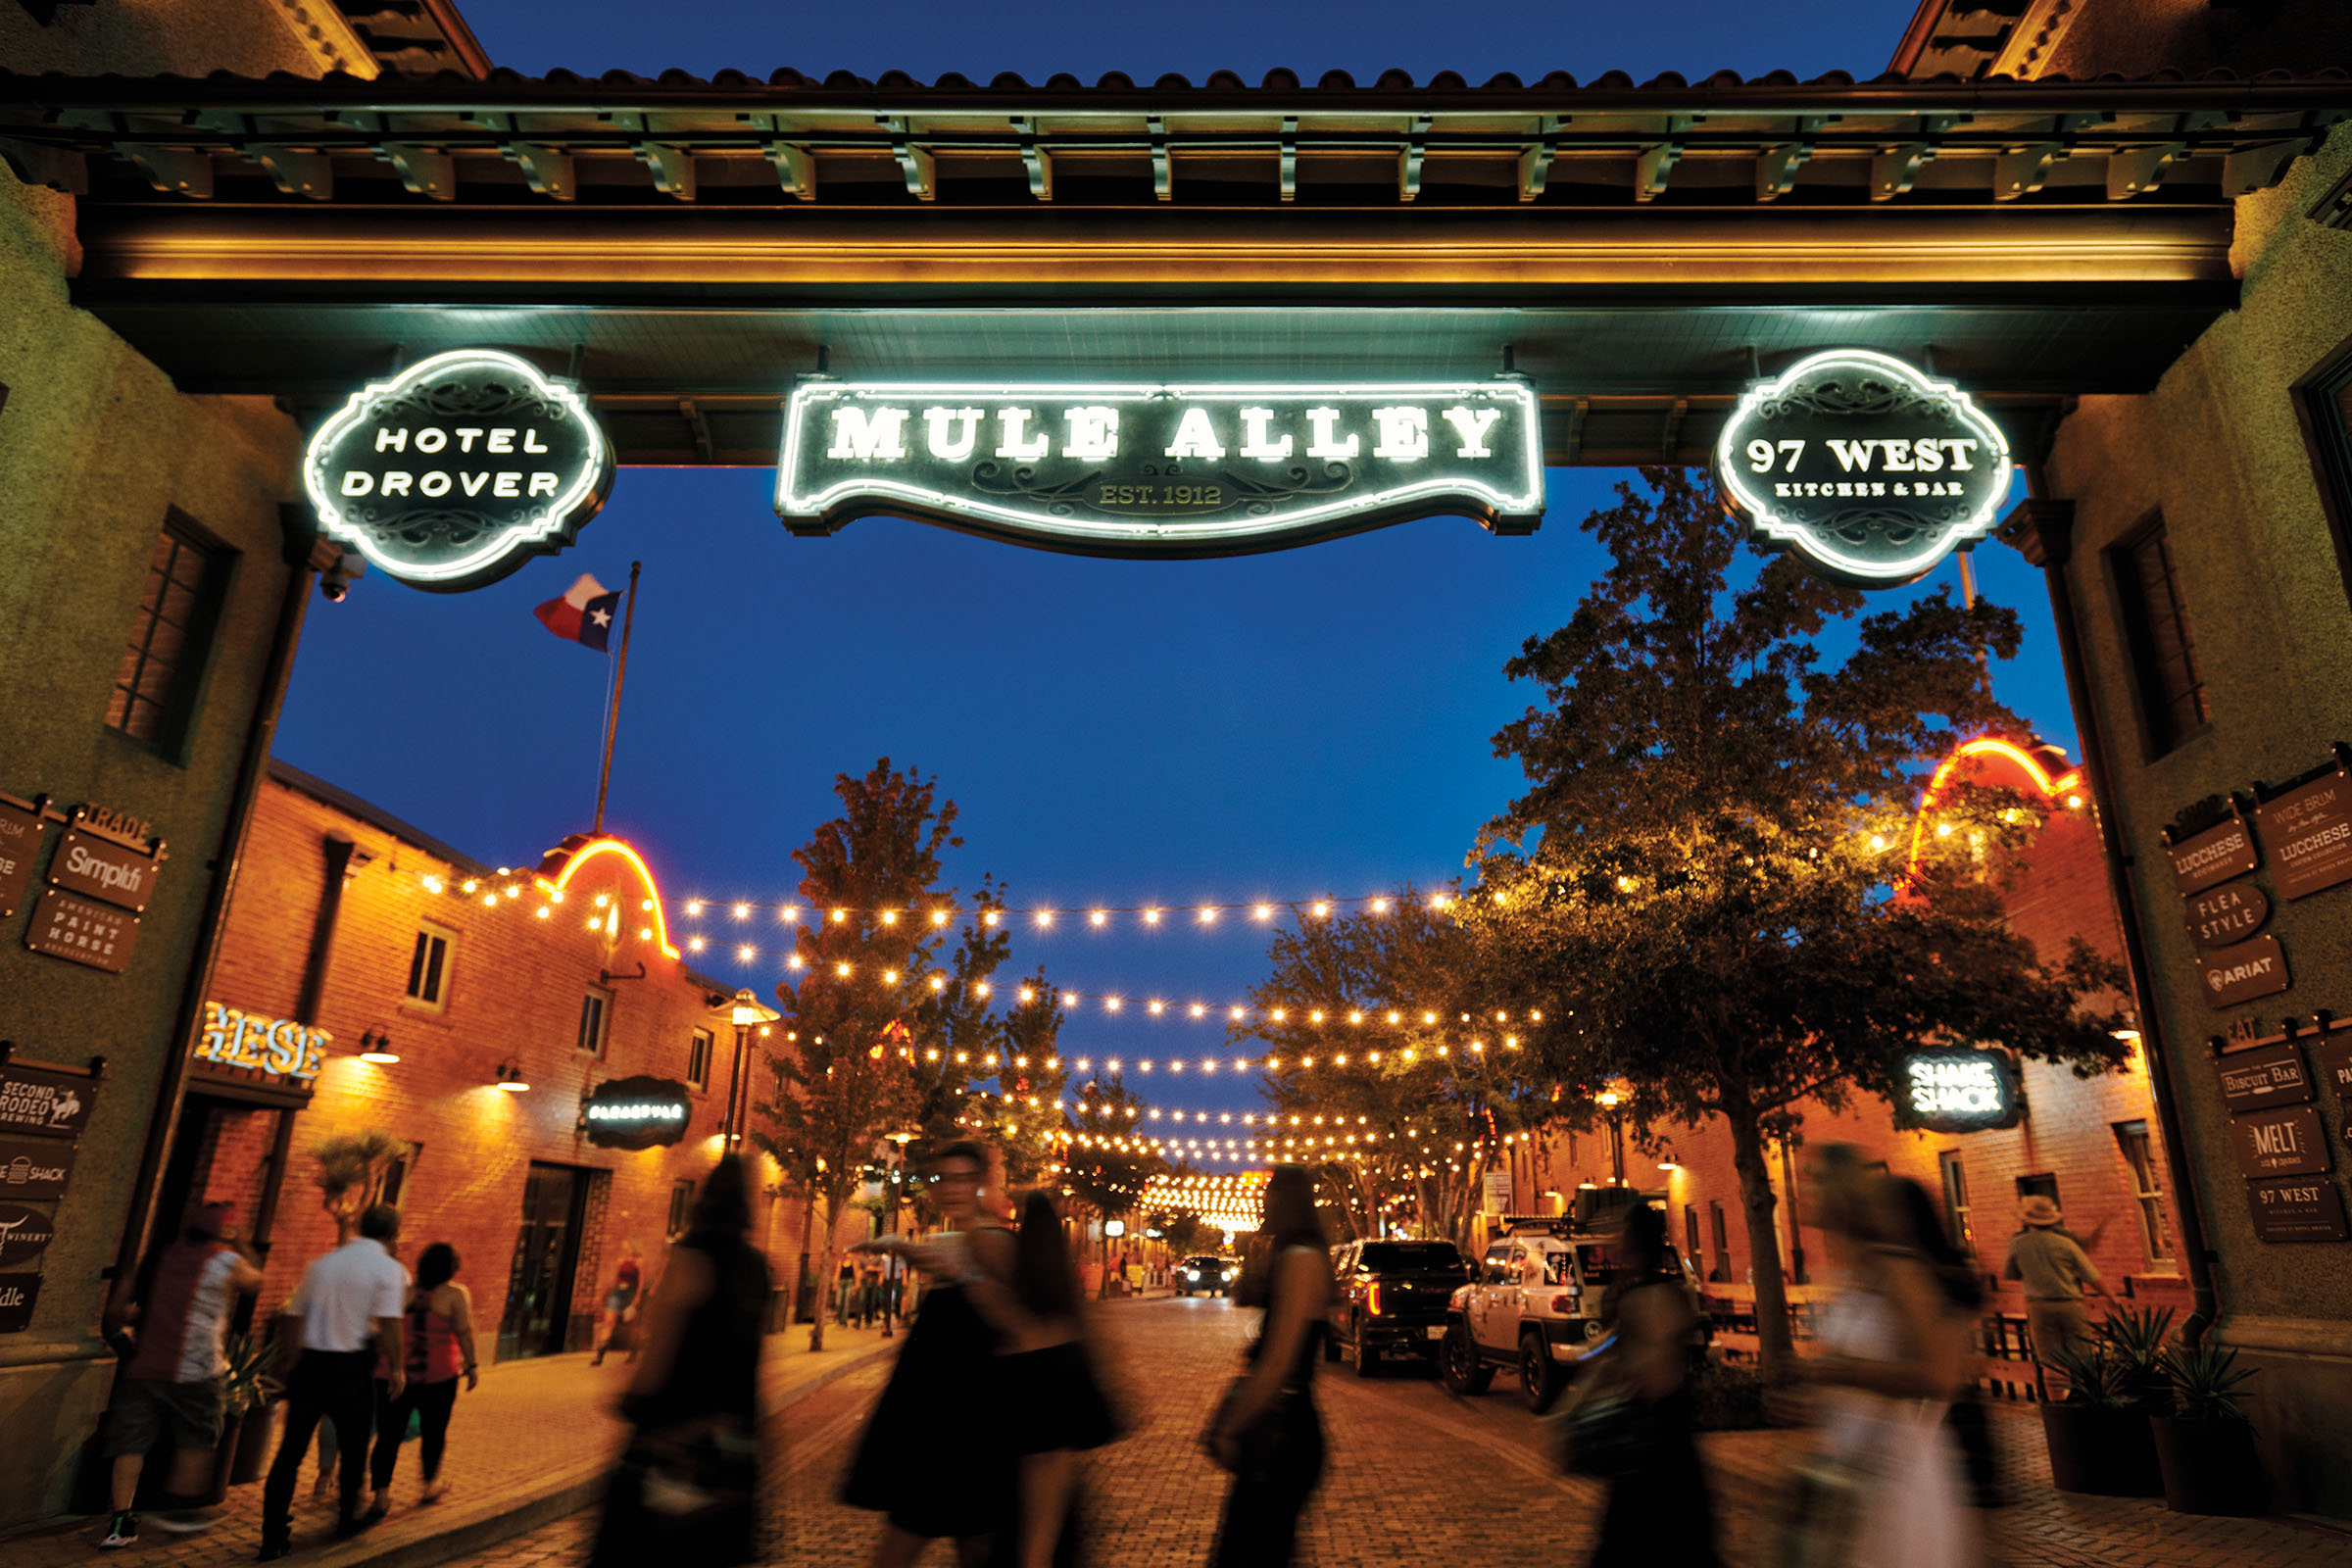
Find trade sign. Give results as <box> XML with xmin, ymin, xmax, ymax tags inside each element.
<box><xmin>2254</xmin><ymin>764</ymin><xmax>2352</xmax><ymax>901</ymax></box>
<box><xmin>2215</xmin><ymin>1039</ymin><xmax>2313</xmax><ymax>1112</ymax></box>
<box><xmin>1715</xmin><ymin>350</ymin><xmax>2011</xmax><ymax>588</ymax></box>
<box><xmin>0</xmin><ymin>798</ymin><xmax>41</xmax><ymax>920</ymax></box>
<box><xmin>197</xmin><ymin>1003</ymin><xmax>328</xmax><ymax>1083</ymax></box>
<box><xmin>1899</xmin><ymin>1048</ymin><xmax>2021</xmax><ymax>1133</ymax></box>
<box><xmin>0</xmin><ymin>1202</ymin><xmax>56</xmax><ymax>1268</ymax></box>
<box><xmin>305</xmin><ymin>349</ymin><xmax>613</xmax><ymax>592</ymax></box>
<box><xmin>2201</xmin><ymin>934</ymin><xmax>2291</xmax><ymax>1009</ymax></box>
<box><xmin>0</xmin><ymin>1061</ymin><xmax>97</xmax><ymax>1139</ymax></box>
<box><xmin>775</xmin><ymin>379</ymin><xmax>1544</xmax><ymax>556</ymax></box>
<box><xmin>0</xmin><ymin>1274</ymin><xmax>39</xmax><ymax>1334</ymax></box>
<box><xmin>2229</xmin><ymin>1104</ymin><xmax>2329</xmax><ymax>1179</ymax></box>
<box><xmin>581</xmin><ymin>1075</ymin><xmax>693</xmax><ymax>1151</ymax></box>
<box><xmin>2248</xmin><ymin>1179</ymin><xmax>2349</xmax><ymax>1244</ymax></box>
<box><xmin>0</xmin><ymin>1137</ymin><xmax>74</xmax><ymax>1200</ymax></box>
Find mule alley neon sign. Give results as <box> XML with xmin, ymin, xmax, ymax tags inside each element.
<box><xmin>775</xmin><ymin>380</ymin><xmax>1544</xmax><ymax>556</ymax></box>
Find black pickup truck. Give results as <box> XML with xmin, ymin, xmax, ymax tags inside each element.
<box><xmin>1323</xmin><ymin>1238</ymin><xmax>1472</xmax><ymax>1376</ymax></box>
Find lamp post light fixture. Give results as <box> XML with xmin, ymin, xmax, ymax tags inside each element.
<box><xmin>493</xmin><ymin>1059</ymin><xmax>529</xmax><ymax>1092</ymax></box>
<box><xmin>358</xmin><ymin>1027</ymin><xmax>399</xmax><ymax>1064</ymax></box>
<box><xmin>725</xmin><ymin>988</ymin><xmax>781</xmax><ymax>1152</ymax></box>
<box><xmin>1596</xmin><ymin>1089</ymin><xmax>1627</xmax><ymax>1187</ymax></box>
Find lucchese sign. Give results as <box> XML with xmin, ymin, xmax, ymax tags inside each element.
<box><xmin>774</xmin><ymin>379</ymin><xmax>1544</xmax><ymax>554</ymax></box>
<box><xmin>306</xmin><ymin>349</ymin><xmax>613</xmax><ymax>591</ymax></box>
<box><xmin>1715</xmin><ymin>350</ymin><xmax>2011</xmax><ymax>587</ymax></box>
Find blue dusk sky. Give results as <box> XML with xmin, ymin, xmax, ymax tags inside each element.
<box><xmin>272</xmin><ymin>1</ymin><xmax>2081</xmax><ymax>1128</ymax></box>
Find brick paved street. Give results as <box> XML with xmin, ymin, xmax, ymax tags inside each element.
<box><xmin>0</xmin><ymin>1322</ymin><xmax>894</xmax><ymax>1568</ymax></box>
<box><xmin>474</xmin><ymin>1298</ymin><xmax>2352</xmax><ymax>1567</ymax></box>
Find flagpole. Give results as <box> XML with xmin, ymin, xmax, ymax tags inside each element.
<box><xmin>593</xmin><ymin>560</ymin><xmax>641</xmax><ymax>837</ymax></box>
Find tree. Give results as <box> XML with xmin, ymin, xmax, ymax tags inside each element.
<box><xmin>1060</xmin><ymin>1071</ymin><xmax>1165</xmax><ymax>1290</ymax></box>
<box><xmin>1242</xmin><ymin>890</ymin><xmax>1554</xmax><ymax>1250</ymax></box>
<box><xmin>753</xmin><ymin>759</ymin><xmax>959</xmax><ymax>1351</ymax></box>
<box><xmin>1475</xmin><ymin>468</ymin><xmax>2128</xmax><ymax>1379</ymax></box>
<box><xmin>311</xmin><ymin>1130</ymin><xmax>402</xmax><ymax>1242</ymax></box>
<box><xmin>991</xmin><ymin>969</ymin><xmax>1073</xmax><ymax>1187</ymax></box>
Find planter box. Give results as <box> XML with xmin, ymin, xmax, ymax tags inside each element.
<box><xmin>2039</xmin><ymin>1403</ymin><xmax>2162</xmax><ymax>1496</ymax></box>
<box><xmin>2152</xmin><ymin>1414</ymin><xmax>2270</xmax><ymax>1515</ymax></box>
<box><xmin>230</xmin><ymin>1401</ymin><xmax>279</xmax><ymax>1486</ymax></box>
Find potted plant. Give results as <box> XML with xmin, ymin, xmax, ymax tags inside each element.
<box><xmin>2038</xmin><ymin>1341</ymin><xmax>2126</xmax><ymax>1494</ymax></box>
<box><xmin>222</xmin><ymin>1333</ymin><xmax>283</xmax><ymax>1488</ymax></box>
<box><xmin>2091</xmin><ymin>1306</ymin><xmax>2171</xmax><ymax>1496</ymax></box>
<box><xmin>2152</xmin><ymin>1343</ymin><xmax>2269</xmax><ymax>1515</ymax></box>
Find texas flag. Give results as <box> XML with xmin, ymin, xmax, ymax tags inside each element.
<box><xmin>533</xmin><ymin>574</ymin><xmax>620</xmax><ymax>652</ymax></box>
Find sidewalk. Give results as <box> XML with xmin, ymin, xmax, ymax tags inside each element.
<box><xmin>3</xmin><ymin>1322</ymin><xmax>898</xmax><ymax>1568</ymax></box>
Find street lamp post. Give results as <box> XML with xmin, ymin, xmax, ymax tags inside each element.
<box><xmin>726</xmin><ymin>988</ymin><xmax>780</xmax><ymax>1152</ymax></box>
<box><xmin>1597</xmin><ymin>1090</ymin><xmax>1627</xmax><ymax>1187</ymax></box>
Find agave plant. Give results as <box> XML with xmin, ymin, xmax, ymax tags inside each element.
<box><xmin>2098</xmin><ymin>1306</ymin><xmax>2177</xmax><ymax>1412</ymax></box>
<box><xmin>2163</xmin><ymin>1343</ymin><xmax>2259</xmax><ymax>1423</ymax></box>
<box><xmin>221</xmin><ymin>1332</ymin><xmax>282</xmax><ymax>1413</ymax></box>
<box><xmin>2044</xmin><ymin>1341</ymin><xmax>2129</xmax><ymax>1406</ymax></box>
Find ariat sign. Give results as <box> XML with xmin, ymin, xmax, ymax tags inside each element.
<box><xmin>305</xmin><ymin>349</ymin><xmax>613</xmax><ymax>591</ymax></box>
<box><xmin>775</xmin><ymin>379</ymin><xmax>1544</xmax><ymax>555</ymax></box>
<box><xmin>1900</xmin><ymin>1048</ymin><xmax>2021</xmax><ymax>1133</ymax></box>
<box><xmin>1715</xmin><ymin>350</ymin><xmax>2010</xmax><ymax>587</ymax></box>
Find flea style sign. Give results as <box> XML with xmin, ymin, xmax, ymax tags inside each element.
<box><xmin>581</xmin><ymin>1076</ymin><xmax>693</xmax><ymax>1151</ymax></box>
<box><xmin>305</xmin><ymin>349</ymin><xmax>613</xmax><ymax>591</ymax></box>
<box><xmin>774</xmin><ymin>379</ymin><xmax>1544</xmax><ymax>556</ymax></box>
<box><xmin>1714</xmin><ymin>350</ymin><xmax>2011</xmax><ymax>587</ymax></box>
<box><xmin>1900</xmin><ymin>1048</ymin><xmax>2021</xmax><ymax>1132</ymax></box>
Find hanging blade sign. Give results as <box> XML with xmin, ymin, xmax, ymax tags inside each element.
<box><xmin>1714</xmin><ymin>350</ymin><xmax>2011</xmax><ymax>588</ymax></box>
<box><xmin>774</xmin><ymin>378</ymin><xmax>1544</xmax><ymax>557</ymax></box>
<box><xmin>305</xmin><ymin>349</ymin><xmax>613</xmax><ymax>592</ymax></box>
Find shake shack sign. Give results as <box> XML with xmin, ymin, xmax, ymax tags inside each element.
<box><xmin>775</xmin><ymin>379</ymin><xmax>1544</xmax><ymax>556</ymax></box>
<box><xmin>306</xmin><ymin>349</ymin><xmax>613</xmax><ymax>592</ymax></box>
<box><xmin>1715</xmin><ymin>351</ymin><xmax>2010</xmax><ymax>588</ymax></box>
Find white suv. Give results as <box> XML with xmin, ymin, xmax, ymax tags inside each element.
<box><xmin>1440</xmin><ymin>1220</ymin><xmax>1698</xmax><ymax>1409</ymax></box>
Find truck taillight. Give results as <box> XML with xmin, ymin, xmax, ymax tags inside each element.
<box><xmin>1366</xmin><ymin>1282</ymin><xmax>1384</xmax><ymax>1316</ymax></box>
<box><xmin>1551</xmin><ymin>1295</ymin><xmax>1577</xmax><ymax>1315</ymax></box>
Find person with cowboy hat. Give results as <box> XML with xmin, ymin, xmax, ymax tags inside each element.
<box><xmin>2003</xmin><ymin>1196</ymin><xmax>2118</xmax><ymax>1365</ymax></box>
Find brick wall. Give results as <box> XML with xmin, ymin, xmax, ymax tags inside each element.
<box><xmin>205</xmin><ymin>768</ymin><xmax>867</xmax><ymax>1357</ymax></box>
<box><xmin>1504</xmin><ymin>742</ymin><xmax>2190</xmax><ymax>1324</ymax></box>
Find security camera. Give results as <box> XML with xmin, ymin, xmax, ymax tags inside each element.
<box><xmin>320</xmin><ymin>553</ymin><xmax>365</xmax><ymax>603</ymax></box>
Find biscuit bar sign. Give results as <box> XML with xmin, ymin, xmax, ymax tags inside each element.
<box><xmin>775</xmin><ymin>379</ymin><xmax>1544</xmax><ymax>557</ymax></box>
<box><xmin>306</xmin><ymin>349</ymin><xmax>613</xmax><ymax>592</ymax></box>
<box><xmin>1715</xmin><ymin>350</ymin><xmax>2011</xmax><ymax>588</ymax></box>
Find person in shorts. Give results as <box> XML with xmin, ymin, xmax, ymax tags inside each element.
<box><xmin>99</xmin><ymin>1202</ymin><xmax>264</xmax><ymax>1548</ymax></box>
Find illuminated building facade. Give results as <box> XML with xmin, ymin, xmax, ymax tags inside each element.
<box><xmin>3</xmin><ymin>0</ymin><xmax>2352</xmax><ymax>1527</ymax></box>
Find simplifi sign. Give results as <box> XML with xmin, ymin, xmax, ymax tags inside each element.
<box><xmin>1899</xmin><ymin>1048</ymin><xmax>2021</xmax><ymax>1133</ymax></box>
<box><xmin>1715</xmin><ymin>351</ymin><xmax>2010</xmax><ymax>588</ymax></box>
<box><xmin>581</xmin><ymin>1076</ymin><xmax>693</xmax><ymax>1151</ymax></box>
<box><xmin>306</xmin><ymin>349</ymin><xmax>613</xmax><ymax>591</ymax></box>
<box><xmin>775</xmin><ymin>379</ymin><xmax>1544</xmax><ymax>555</ymax></box>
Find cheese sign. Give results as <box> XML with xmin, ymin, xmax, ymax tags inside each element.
<box><xmin>196</xmin><ymin>1002</ymin><xmax>327</xmax><ymax>1083</ymax></box>
<box><xmin>305</xmin><ymin>349</ymin><xmax>613</xmax><ymax>592</ymax></box>
<box><xmin>775</xmin><ymin>379</ymin><xmax>1544</xmax><ymax>557</ymax></box>
<box><xmin>1715</xmin><ymin>350</ymin><xmax>2011</xmax><ymax>588</ymax></box>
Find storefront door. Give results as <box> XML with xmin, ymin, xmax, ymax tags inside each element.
<box><xmin>499</xmin><ymin>1162</ymin><xmax>586</xmax><ymax>1361</ymax></box>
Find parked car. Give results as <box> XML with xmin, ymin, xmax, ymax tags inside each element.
<box><xmin>1175</xmin><ymin>1254</ymin><xmax>1236</xmax><ymax>1297</ymax></box>
<box><xmin>1323</xmin><ymin>1238</ymin><xmax>1471</xmax><ymax>1377</ymax></box>
<box><xmin>1441</xmin><ymin>1219</ymin><xmax>1697</xmax><ymax>1410</ymax></box>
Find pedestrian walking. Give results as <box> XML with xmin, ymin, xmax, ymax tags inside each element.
<box><xmin>1886</xmin><ymin>1178</ymin><xmax>2003</xmax><ymax>1508</ymax></box>
<box><xmin>858</xmin><ymin>1251</ymin><xmax>886</xmax><ymax>1328</ymax></box>
<box><xmin>1576</xmin><ymin>1201</ymin><xmax>1722</xmax><ymax>1568</ymax></box>
<box><xmin>594</xmin><ymin>1242</ymin><xmax>644</xmax><ymax>1366</ymax></box>
<box><xmin>590</xmin><ymin>1155</ymin><xmax>769</xmax><ymax>1568</ymax></box>
<box><xmin>2003</xmin><ymin>1196</ymin><xmax>2116</xmax><ymax>1368</ymax></box>
<box><xmin>1204</xmin><ymin>1164</ymin><xmax>1331</xmax><ymax>1568</ymax></box>
<box><xmin>835</xmin><ymin>1256</ymin><xmax>858</xmax><ymax>1327</ymax></box>
<box><xmin>842</xmin><ymin>1140</ymin><xmax>1018</xmax><ymax>1568</ymax></box>
<box><xmin>365</xmin><ymin>1243</ymin><xmax>478</xmax><ymax>1517</ymax></box>
<box><xmin>97</xmin><ymin>1202</ymin><xmax>265</xmax><ymax>1547</ymax></box>
<box><xmin>1774</xmin><ymin>1148</ymin><xmax>1978</xmax><ymax>1568</ymax></box>
<box><xmin>260</xmin><ymin>1204</ymin><xmax>409</xmax><ymax>1561</ymax></box>
<box><xmin>969</xmin><ymin>1192</ymin><xmax>1119</xmax><ymax>1568</ymax></box>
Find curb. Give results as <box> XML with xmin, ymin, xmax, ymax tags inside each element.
<box><xmin>267</xmin><ymin>1337</ymin><xmax>901</xmax><ymax>1568</ymax></box>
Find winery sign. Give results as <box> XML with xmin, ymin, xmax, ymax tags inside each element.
<box><xmin>1715</xmin><ymin>350</ymin><xmax>2011</xmax><ymax>588</ymax></box>
<box><xmin>774</xmin><ymin>379</ymin><xmax>1544</xmax><ymax>555</ymax></box>
<box><xmin>306</xmin><ymin>349</ymin><xmax>613</xmax><ymax>591</ymax></box>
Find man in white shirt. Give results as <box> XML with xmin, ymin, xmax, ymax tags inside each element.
<box><xmin>260</xmin><ymin>1204</ymin><xmax>408</xmax><ymax>1560</ymax></box>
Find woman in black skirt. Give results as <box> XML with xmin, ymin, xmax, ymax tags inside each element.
<box><xmin>843</xmin><ymin>1141</ymin><xmax>1018</xmax><ymax>1568</ymax></box>
<box><xmin>1585</xmin><ymin>1201</ymin><xmax>1721</xmax><ymax>1568</ymax></box>
<box><xmin>971</xmin><ymin>1191</ymin><xmax>1119</xmax><ymax>1568</ymax></box>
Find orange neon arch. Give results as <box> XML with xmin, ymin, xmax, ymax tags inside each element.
<box><xmin>1907</xmin><ymin>736</ymin><xmax>2085</xmax><ymax>877</ymax></box>
<box><xmin>535</xmin><ymin>835</ymin><xmax>681</xmax><ymax>960</ymax></box>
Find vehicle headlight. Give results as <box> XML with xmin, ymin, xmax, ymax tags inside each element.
<box><xmin>1187</xmin><ymin>1269</ymin><xmax>1200</xmax><ymax>1280</ymax></box>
